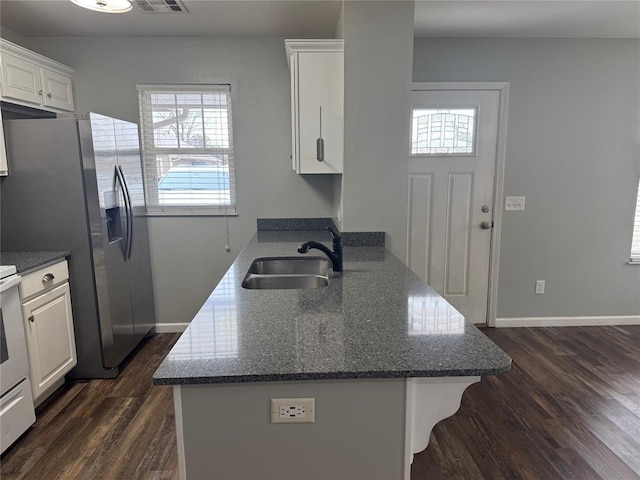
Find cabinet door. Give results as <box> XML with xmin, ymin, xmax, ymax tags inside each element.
<box><xmin>41</xmin><ymin>69</ymin><xmax>74</xmax><ymax>111</ymax></box>
<box><xmin>296</xmin><ymin>51</ymin><xmax>343</xmax><ymax>174</ymax></box>
<box><xmin>0</xmin><ymin>53</ymin><xmax>43</xmax><ymax>106</ymax></box>
<box><xmin>22</xmin><ymin>283</ymin><xmax>77</xmax><ymax>402</ymax></box>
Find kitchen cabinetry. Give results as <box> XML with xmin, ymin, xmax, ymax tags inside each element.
<box><xmin>0</xmin><ymin>39</ymin><xmax>75</xmax><ymax>112</ymax></box>
<box><xmin>285</xmin><ymin>39</ymin><xmax>343</xmax><ymax>174</ymax></box>
<box><xmin>19</xmin><ymin>260</ymin><xmax>77</xmax><ymax>406</ymax></box>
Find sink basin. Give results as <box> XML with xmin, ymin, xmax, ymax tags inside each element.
<box><xmin>248</xmin><ymin>257</ymin><xmax>330</xmax><ymax>276</ymax></box>
<box><xmin>242</xmin><ymin>274</ymin><xmax>329</xmax><ymax>290</ymax></box>
<box><xmin>242</xmin><ymin>256</ymin><xmax>330</xmax><ymax>290</ymax></box>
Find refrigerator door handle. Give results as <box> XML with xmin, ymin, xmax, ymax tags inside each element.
<box><xmin>118</xmin><ymin>165</ymin><xmax>134</xmax><ymax>260</ymax></box>
<box><xmin>113</xmin><ymin>166</ymin><xmax>131</xmax><ymax>259</ymax></box>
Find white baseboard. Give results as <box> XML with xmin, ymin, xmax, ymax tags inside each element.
<box><xmin>154</xmin><ymin>322</ymin><xmax>189</xmax><ymax>333</ymax></box>
<box><xmin>495</xmin><ymin>316</ymin><xmax>640</xmax><ymax>328</ymax></box>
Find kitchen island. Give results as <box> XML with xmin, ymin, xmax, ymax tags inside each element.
<box><xmin>154</xmin><ymin>228</ymin><xmax>511</xmax><ymax>479</ymax></box>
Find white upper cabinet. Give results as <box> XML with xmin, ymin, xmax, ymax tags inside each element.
<box><xmin>285</xmin><ymin>40</ymin><xmax>343</xmax><ymax>174</ymax></box>
<box><xmin>0</xmin><ymin>39</ymin><xmax>75</xmax><ymax>112</ymax></box>
<box><xmin>41</xmin><ymin>68</ymin><xmax>74</xmax><ymax>111</ymax></box>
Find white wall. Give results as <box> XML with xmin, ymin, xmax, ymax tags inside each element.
<box><xmin>414</xmin><ymin>38</ymin><xmax>640</xmax><ymax>318</ymax></box>
<box><xmin>341</xmin><ymin>1</ymin><xmax>414</xmax><ymax>260</ymax></box>
<box><xmin>23</xmin><ymin>36</ymin><xmax>335</xmax><ymax>325</ymax></box>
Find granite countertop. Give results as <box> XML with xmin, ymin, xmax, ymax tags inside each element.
<box><xmin>153</xmin><ymin>230</ymin><xmax>511</xmax><ymax>385</ymax></box>
<box><xmin>1</xmin><ymin>251</ymin><xmax>71</xmax><ymax>274</ymax></box>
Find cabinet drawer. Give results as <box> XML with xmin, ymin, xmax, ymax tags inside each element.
<box><xmin>20</xmin><ymin>260</ymin><xmax>69</xmax><ymax>299</ymax></box>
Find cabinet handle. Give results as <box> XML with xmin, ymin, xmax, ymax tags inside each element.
<box><xmin>316</xmin><ymin>138</ymin><xmax>324</xmax><ymax>162</ymax></box>
<box><xmin>42</xmin><ymin>273</ymin><xmax>55</xmax><ymax>283</ymax></box>
<box><xmin>38</xmin><ymin>90</ymin><xmax>43</xmax><ymax>97</ymax></box>
<box><xmin>316</xmin><ymin>106</ymin><xmax>324</xmax><ymax>162</ymax></box>
<box><xmin>47</xmin><ymin>92</ymin><xmax>53</xmax><ymax>98</ymax></box>
<box><xmin>28</xmin><ymin>315</ymin><xmax>34</xmax><ymax>323</ymax></box>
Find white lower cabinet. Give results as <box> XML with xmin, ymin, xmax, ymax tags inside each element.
<box><xmin>20</xmin><ymin>262</ymin><xmax>77</xmax><ymax>405</ymax></box>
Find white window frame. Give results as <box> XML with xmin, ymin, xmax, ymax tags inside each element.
<box><xmin>137</xmin><ymin>83</ymin><xmax>237</xmax><ymax>216</ymax></box>
<box><xmin>631</xmin><ymin>179</ymin><xmax>640</xmax><ymax>263</ymax></box>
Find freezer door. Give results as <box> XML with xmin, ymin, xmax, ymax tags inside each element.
<box><xmin>114</xmin><ymin>119</ymin><xmax>156</xmax><ymax>340</ymax></box>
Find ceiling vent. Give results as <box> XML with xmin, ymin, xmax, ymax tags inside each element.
<box><xmin>133</xmin><ymin>0</ymin><xmax>188</xmax><ymax>14</ymax></box>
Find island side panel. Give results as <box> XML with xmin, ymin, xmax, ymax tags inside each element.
<box><xmin>178</xmin><ymin>379</ymin><xmax>406</xmax><ymax>479</ymax></box>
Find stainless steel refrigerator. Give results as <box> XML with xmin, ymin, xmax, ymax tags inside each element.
<box><xmin>1</xmin><ymin>113</ymin><xmax>156</xmax><ymax>378</ymax></box>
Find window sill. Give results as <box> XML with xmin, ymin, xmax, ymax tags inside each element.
<box><xmin>628</xmin><ymin>259</ymin><xmax>640</xmax><ymax>265</ymax></box>
<box><xmin>145</xmin><ymin>206</ymin><xmax>238</xmax><ymax>217</ymax></box>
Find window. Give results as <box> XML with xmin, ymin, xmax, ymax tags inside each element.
<box><xmin>138</xmin><ymin>84</ymin><xmax>236</xmax><ymax>215</ymax></box>
<box><xmin>411</xmin><ymin>108</ymin><xmax>476</xmax><ymax>155</ymax></box>
<box><xmin>632</xmin><ymin>179</ymin><xmax>640</xmax><ymax>262</ymax></box>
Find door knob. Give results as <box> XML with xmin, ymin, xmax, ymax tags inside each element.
<box><xmin>480</xmin><ymin>221</ymin><xmax>492</xmax><ymax>230</ymax></box>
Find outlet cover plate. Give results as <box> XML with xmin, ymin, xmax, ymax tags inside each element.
<box><xmin>271</xmin><ymin>398</ymin><xmax>315</xmax><ymax>424</ymax></box>
<box><xmin>505</xmin><ymin>196</ymin><xmax>525</xmax><ymax>211</ymax></box>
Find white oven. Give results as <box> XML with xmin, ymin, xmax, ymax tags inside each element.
<box><xmin>0</xmin><ymin>265</ymin><xmax>35</xmax><ymax>454</ymax></box>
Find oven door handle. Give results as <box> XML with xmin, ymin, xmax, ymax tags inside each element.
<box><xmin>0</xmin><ymin>275</ymin><xmax>21</xmax><ymax>293</ymax></box>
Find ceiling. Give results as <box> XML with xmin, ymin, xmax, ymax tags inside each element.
<box><xmin>0</xmin><ymin>0</ymin><xmax>638</xmax><ymax>38</ymax></box>
<box><xmin>0</xmin><ymin>1</ymin><xmax>343</xmax><ymax>37</ymax></box>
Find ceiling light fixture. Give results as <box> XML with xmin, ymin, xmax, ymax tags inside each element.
<box><xmin>70</xmin><ymin>0</ymin><xmax>133</xmax><ymax>13</ymax></box>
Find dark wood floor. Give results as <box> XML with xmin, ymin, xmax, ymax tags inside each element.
<box><xmin>412</xmin><ymin>326</ymin><xmax>640</xmax><ymax>480</ymax></box>
<box><xmin>0</xmin><ymin>333</ymin><xmax>182</xmax><ymax>480</ymax></box>
<box><xmin>2</xmin><ymin>326</ymin><xmax>639</xmax><ymax>479</ymax></box>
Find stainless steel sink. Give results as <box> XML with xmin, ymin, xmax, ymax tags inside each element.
<box><xmin>242</xmin><ymin>256</ymin><xmax>330</xmax><ymax>290</ymax></box>
<box><xmin>242</xmin><ymin>274</ymin><xmax>329</xmax><ymax>290</ymax></box>
<box><xmin>248</xmin><ymin>257</ymin><xmax>330</xmax><ymax>276</ymax></box>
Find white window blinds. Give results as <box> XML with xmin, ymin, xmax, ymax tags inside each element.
<box><xmin>138</xmin><ymin>84</ymin><xmax>236</xmax><ymax>215</ymax></box>
<box><xmin>632</xmin><ymin>179</ymin><xmax>640</xmax><ymax>261</ymax></box>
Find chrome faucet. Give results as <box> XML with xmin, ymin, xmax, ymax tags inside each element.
<box><xmin>298</xmin><ymin>226</ymin><xmax>343</xmax><ymax>272</ymax></box>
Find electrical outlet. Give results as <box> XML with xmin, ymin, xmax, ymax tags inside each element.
<box><xmin>535</xmin><ymin>280</ymin><xmax>545</xmax><ymax>295</ymax></box>
<box><xmin>271</xmin><ymin>398</ymin><xmax>315</xmax><ymax>424</ymax></box>
<box><xmin>505</xmin><ymin>196</ymin><xmax>525</xmax><ymax>211</ymax></box>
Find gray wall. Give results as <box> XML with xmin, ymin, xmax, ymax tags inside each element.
<box><xmin>20</xmin><ymin>36</ymin><xmax>335</xmax><ymax>326</ymax></box>
<box><xmin>0</xmin><ymin>27</ymin><xmax>28</xmax><ymax>45</ymax></box>
<box><xmin>413</xmin><ymin>38</ymin><xmax>640</xmax><ymax>318</ymax></box>
<box><xmin>341</xmin><ymin>1</ymin><xmax>414</xmax><ymax>260</ymax></box>
<box><xmin>180</xmin><ymin>379</ymin><xmax>405</xmax><ymax>479</ymax></box>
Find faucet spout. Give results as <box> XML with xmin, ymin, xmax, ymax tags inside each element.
<box><xmin>297</xmin><ymin>227</ymin><xmax>343</xmax><ymax>272</ymax></box>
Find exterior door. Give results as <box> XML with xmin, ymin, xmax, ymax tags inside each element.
<box><xmin>408</xmin><ymin>88</ymin><xmax>500</xmax><ymax>324</ymax></box>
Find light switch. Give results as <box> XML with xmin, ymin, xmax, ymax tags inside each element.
<box><xmin>505</xmin><ymin>196</ymin><xmax>525</xmax><ymax>211</ymax></box>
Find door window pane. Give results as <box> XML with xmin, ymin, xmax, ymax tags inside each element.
<box><xmin>411</xmin><ymin>108</ymin><xmax>476</xmax><ymax>155</ymax></box>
